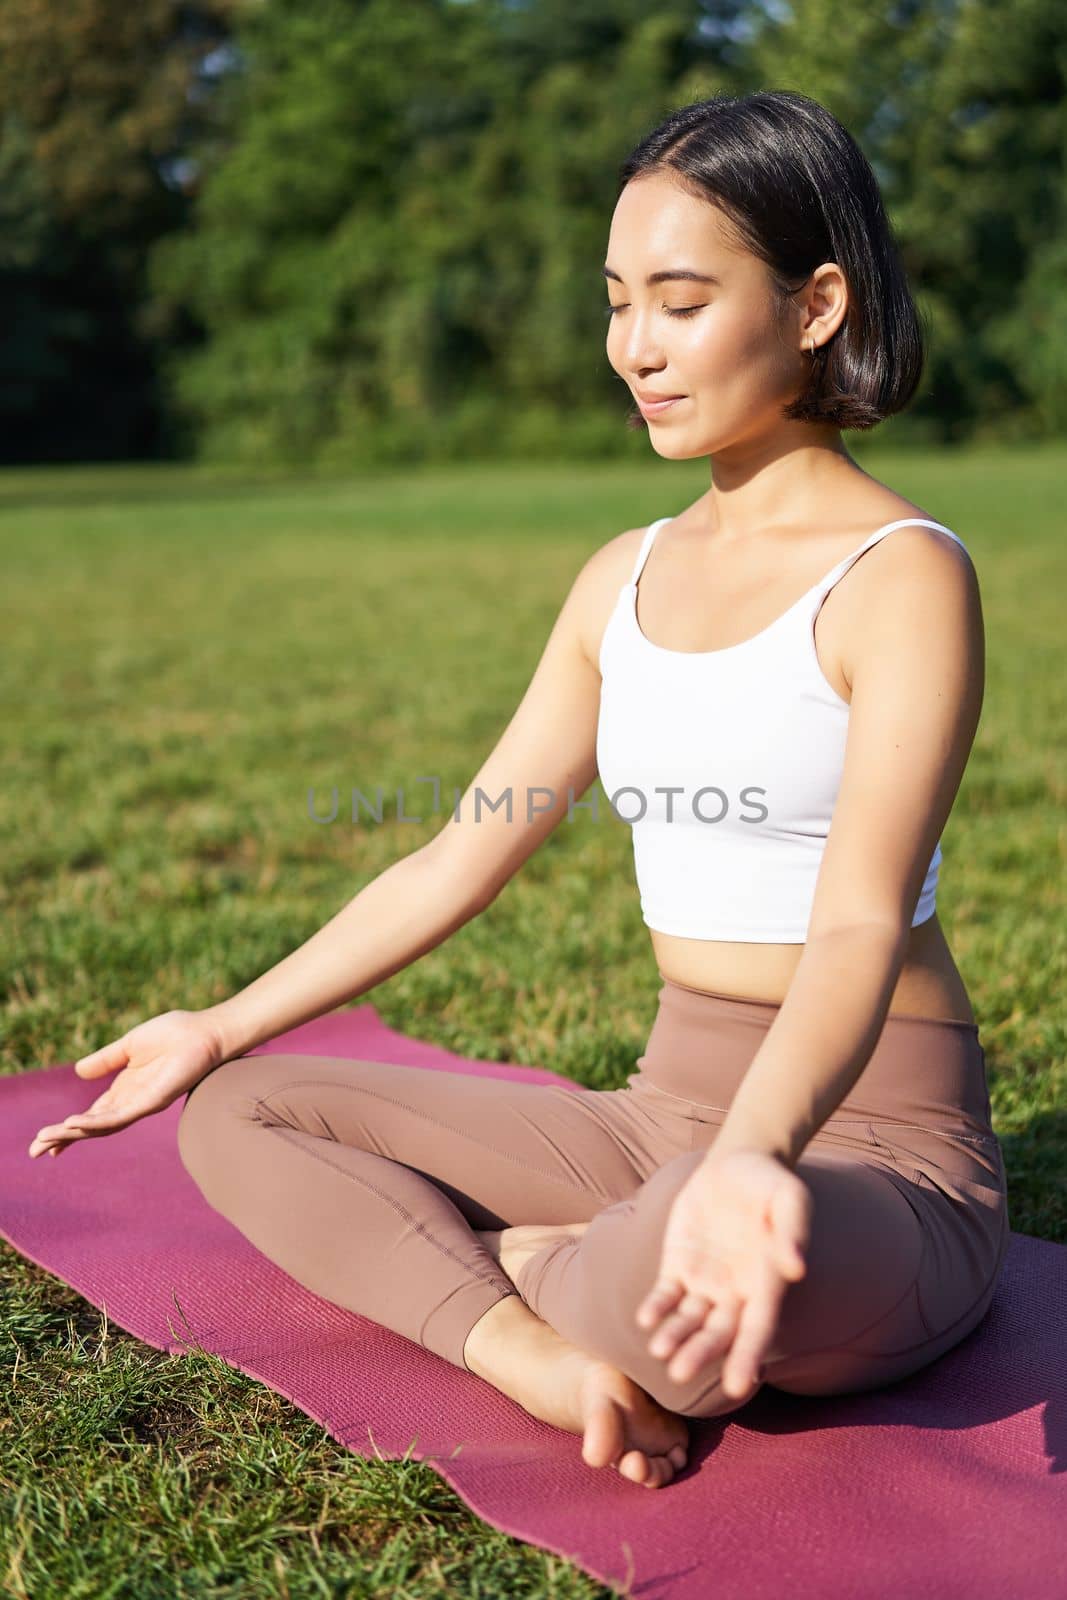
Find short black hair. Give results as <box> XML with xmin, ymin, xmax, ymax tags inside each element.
<box><xmin>616</xmin><ymin>90</ymin><xmax>926</xmax><ymax>432</ymax></box>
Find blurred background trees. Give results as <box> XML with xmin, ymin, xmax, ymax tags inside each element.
<box><xmin>0</xmin><ymin>0</ymin><xmax>1063</xmax><ymax>465</ymax></box>
<box><xmin>0</xmin><ymin>0</ymin><xmax>237</xmax><ymax>460</ymax></box>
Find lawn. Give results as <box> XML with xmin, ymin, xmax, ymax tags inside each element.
<box><xmin>2</xmin><ymin>447</ymin><xmax>1064</xmax><ymax>1596</ymax></box>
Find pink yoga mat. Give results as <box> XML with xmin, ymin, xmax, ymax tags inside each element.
<box><xmin>2</xmin><ymin>1003</ymin><xmax>1065</xmax><ymax>1598</ymax></box>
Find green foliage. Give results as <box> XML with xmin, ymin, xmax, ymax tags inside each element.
<box><xmin>750</xmin><ymin>0</ymin><xmax>1067</xmax><ymax>441</ymax></box>
<box><xmin>0</xmin><ymin>0</ymin><xmax>235</xmax><ymax>460</ymax></box>
<box><xmin>148</xmin><ymin>0</ymin><xmax>712</xmax><ymax>466</ymax></box>
<box><xmin>148</xmin><ymin>0</ymin><xmax>1067</xmax><ymax>464</ymax></box>
<box><xmin>0</xmin><ymin>0</ymin><xmax>1065</xmax><ymax>461</ymax></box>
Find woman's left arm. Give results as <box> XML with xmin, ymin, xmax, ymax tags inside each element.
<box><xmin>710</xmin><ymin>526</ymin><xmax>985</xmax><ymax>1170</ymax></box>
<box><xmin>637</xmin><ymin>529</ymin><xmax>986</xmax><ymax>1395</ymax></box>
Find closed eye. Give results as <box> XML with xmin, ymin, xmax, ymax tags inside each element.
<box><xmin>604</xmin><ymin>304</ymin><xmax>704</xmax><ymax>320</ymax></box>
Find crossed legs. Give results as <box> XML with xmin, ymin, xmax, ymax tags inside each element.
<box><xmin>177</xmin><ymin>1050</ymin><xmax>937</xmax><ymax>1430</ymax></box>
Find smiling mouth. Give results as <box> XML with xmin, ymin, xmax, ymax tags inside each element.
<box><xmin>636</xmin><ymin>395</ymin><xmax>686</xmax><ymax>414</ymax></box>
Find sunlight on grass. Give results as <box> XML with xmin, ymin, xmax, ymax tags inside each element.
<box><xmin>2</xmin><ymin>448</ymin><xmax>1064</xmax><ymax>1596</ymax></box>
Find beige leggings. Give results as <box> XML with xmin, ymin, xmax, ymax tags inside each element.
<box><xmin>177</xmin><ymin>979</ymin><xmax>1009</xmax><ymax>1419</ymax></box>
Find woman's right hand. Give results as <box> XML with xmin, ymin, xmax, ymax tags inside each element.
<box><xmin>27</xmin><ymin>1009</ymin><xmax>229</xmax><ymax>1160</ymax></box>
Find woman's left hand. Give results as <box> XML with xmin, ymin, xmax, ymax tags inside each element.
<box><xmin>636</xmin><ymin>1148</ymin><xmax>812</xmax><ymax>1399</ymax></box>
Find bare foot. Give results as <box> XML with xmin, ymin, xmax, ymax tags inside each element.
<box><xmin>469</xmin><ymin>1225</ymin><xmax>690</xmax><ymax>1487</ymax></box>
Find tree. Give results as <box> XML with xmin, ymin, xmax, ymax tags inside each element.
<box><xmin>0</xmin><ymin>0</ymin><xmax>236</xmax><ymax>459</ymax></box>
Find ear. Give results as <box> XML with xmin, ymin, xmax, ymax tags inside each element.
<box><xmin>798</xmin><ymin>262</ymin><xmax>849</xmax><ymax>352</ymax></box>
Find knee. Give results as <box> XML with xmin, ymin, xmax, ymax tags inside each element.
<box><xmin>566</xmin><ymin>1155</ymin><xmax>766</xmax><ymax>1420</ymax></box>
<box><xmin>176</xmin><ymin>1057</ymin><xmax>260</xmax><ymax>1183</ymax></box>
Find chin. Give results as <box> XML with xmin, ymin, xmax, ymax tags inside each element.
<box><xmin>649</xmin><ymin>435</ymin><xmax>708</xmax><ymax>462</ymax></box>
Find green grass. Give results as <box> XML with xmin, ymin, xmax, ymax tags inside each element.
<box><xmin>2</xmin><ymin>447</ymin><xmax>1064</xmax><ymax>1596</ymax></box>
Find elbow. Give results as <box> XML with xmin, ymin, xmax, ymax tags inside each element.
<box><xmin>417</xmin><ymin>838</ymin><xmax>501</xmax><ymax>918</ymax></box>
<box><xmin>805</xmin><ymin>919</ymin><xmax>910</xmax><ymax>958</ymax></box>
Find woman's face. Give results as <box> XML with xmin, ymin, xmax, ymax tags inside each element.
<box><xmin>603</xmin><ymin>171</ymin><xmax>837</xmax><ymax>460</ymax></box>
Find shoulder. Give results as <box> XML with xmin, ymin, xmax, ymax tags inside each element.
<box><xmin>832</xmin><ymin>504</ymin><xmax>982</xmax><ymax>692</ymax></box>
<box><xmin>858</xmin><ymin>508</ymin><xmax>979</xmax><ymax>600</ymax></box>
<box><xmin>849</xmin><ymin>515</ymin><xmax>983</xmax><ymax>674</ymax></box>
<box><xmin>838</xmin><ymin>496</ymin><xmax>980</xmax><ymax>602</ymax></box>
<box><xmin>569</xmin><ymin>526</ymin><xmax>650</xmax><ymax>671</ymax></box>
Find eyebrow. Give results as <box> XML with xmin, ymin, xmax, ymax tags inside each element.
<box><xmin>602</xmin><ymin>266</ymin><xmax>722</xmax><ymax>286</ymax></box>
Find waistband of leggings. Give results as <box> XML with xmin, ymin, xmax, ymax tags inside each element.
<box><xmin>635</xmin><ymin>976</ymin><xmax>992</xmax><ymax>1134</ymax></box>
<box><xmin>658</xmin><ymin>975</ymin><xmax>981</xmax><ymax>1034</ymax></box>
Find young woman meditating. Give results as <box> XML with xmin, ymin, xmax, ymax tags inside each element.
<box><xmin>29</xmin><ymin>91</ymin><xmax>1008</xmax><ymax>1492</ymax></box>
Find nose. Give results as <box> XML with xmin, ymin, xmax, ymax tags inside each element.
<box><xmin>610</xmin><ymin>307</ymin><xmax>668</xmax><ymax>378</ymax></box>
<box><xmin>626</xmin><ymin>347</ymin><xmax>668</xmax><ymax>380</ymax></box>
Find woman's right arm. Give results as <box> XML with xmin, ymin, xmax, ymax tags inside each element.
<box><xmin>29</xmin><ymin>532</ymin><xmax>631</xmax><ymax>1158</ymax></box>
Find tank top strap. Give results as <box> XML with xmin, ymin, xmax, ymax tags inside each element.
<box><xmin>629</xmin><ymin>517</ymin><xmax>672</xmax><ymax>587</ymax></box>
<box><xmin>806</xmin><ymin>516</ymin><xmax>968</xmax><ymax>609</ymax></box>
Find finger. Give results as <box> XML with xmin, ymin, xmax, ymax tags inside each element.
<box><xmin>28</xmin><ymin>1120</ymin><xmax>92</xmax><ymax>1158</ymax></box>
<box><xmin>29</xmin><ymin>1105</ymin><xmax>139</xmax><ymax>1157</ymax></box>
<box><xmin>28</xmin><ymin>1133</ymin><xmax>76</xmax><ymax>1159</ymax></box>
<box><xmin>772</xmin><ymin>1185</ymin><xmax>811</xmax><ymax>1278</ymax></box>
<box><xmin>31</xmin><ymin>1122</ymin><xmax>99</xmax><ymax>1154</ymax></box>
<box><xmin>667</xmin><ymin>1289</ymin><xmax>736</xmax><ymax>1359</ymax></box>
<box><xmin>647</xmin><ymin>1290</ymin><xmax>714</xmax><ymax>1358</ymax></box>
<box><xmin>722</xmin><ymin>1340</ymin><xmax>770</xmax><ymax>1399</ymax></box>
<box><xmin>668</xmin><ymin>1303</ymin><xmax>738</xmax><ymax>1385</ymax></box>
<box><xmin>655</xmin><ymin>1299</ymin><xmax>739</xmax><ymax>1376</ymax></box>
<box><xmin>61</xmin><ymin>1110</ymin><xmax>127</xmax><ymax>1132</ymax></box>
<box><xmin>635</xmin><ymin>1277</ymin><xmax>685</xmax><ymax>1331</ymax></box>
<box><xmin>667</xmin><ymin>1325</ymin><xmax>731</xmax><ymax>1387</ymax></box>
<box><xmin>31</xmin><ymin>1122</ymin><xmax>71</xmax><ymax>1146</ymax></box>
<box><xmin>641</xmin><ymin>1247</ymin><xmax>733</xmax><ymax>1337</ymax></box>
<box><xmin>721</xmin><ymin>1270</ymin><xmax>787</xmax><ymax>1397</ymax></box>
<box><xmin>74</xmin><ymin>1039</ymin><xmax>130</xmax><ymax>1079</ymax></box>
<box><xmin>28</xmin><ymin>1122</ymin><xmax>87</xmax><ymax>1155</ymax></box>
<box><xmin>773</xmin><ymin>1236</ymin><xmax>806</xmax><ymax>1280</ymax></box>
<box><xmin>45</xmin><ymin>1127</ymin><xmax>95</xmax><ymax>1149</ymax></box>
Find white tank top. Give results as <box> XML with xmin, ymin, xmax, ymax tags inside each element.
<box><xmin>595</xmin><ymin>515</ymin><xmax>971</xmax><ymax>943</ymax></box>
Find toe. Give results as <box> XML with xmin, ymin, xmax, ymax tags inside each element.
<box><xmin>582</xmin><ymin>1397</ymin><xmax>625</xmax><ymax>1470</ymax></box>
<box><xmin>617</xmin><ymin>1448</ymin><xmax>651</xmax><ymax>1485</ymax></box>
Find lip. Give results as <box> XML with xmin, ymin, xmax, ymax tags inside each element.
<box><xmin>635</xmin><ymin>394</ymin><xmax>686</xmax><ymax>417</ymax></box>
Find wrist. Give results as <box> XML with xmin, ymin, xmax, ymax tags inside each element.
<box><xmin>199</xmin><ymin>1002</ymin><xmax>250</xmax><ymax>1065</ymax></box>
<box><xmin>705</xmin><ymin>1121</ymin><xmax>801</xmax><ymax>1172</ymax></box>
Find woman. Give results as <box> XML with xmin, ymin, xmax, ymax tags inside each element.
<box><xmin>28</xmin><ymin>90</ymin><xmax>1009</xmax><ymax>1492</ymax></box>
